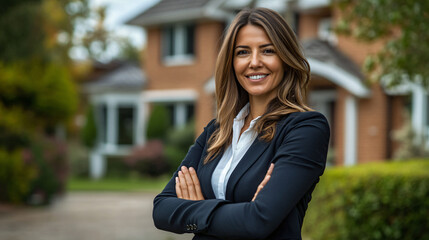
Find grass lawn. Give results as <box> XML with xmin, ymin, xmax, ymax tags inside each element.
<box><xmin>67</xmin><ymin>176</ymin><xmax>171</xmax><ymax>192</ymax></box>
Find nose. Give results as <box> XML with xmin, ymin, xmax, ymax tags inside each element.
<box><xmin>249</xmin><ymin>52</ymin><xmax>262</xmax><ymax>69</ymax></box>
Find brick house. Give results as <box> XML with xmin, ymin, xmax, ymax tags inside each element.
<box><xmin>127</xmin><ymin>0</ymin><xmax>429</xmax><ymax>166</ymax></box>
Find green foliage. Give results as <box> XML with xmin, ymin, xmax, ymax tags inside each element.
<box><xmin>81</xmin><ymin>105</ymin><xmax>97</xmax><ymax>148</ymax></box>
<box><xmin>26</xmin><ymin>136</ymin><xmax>69</xmax><ymax>205</ymax></box>
<box><xmin>0</xmin><ymin>148</ymin><xmax>37</xmax><ymax>203</ymax></box>
<box><xmin>164</xmin><ymin>120</ymin><xmax>196</xmax><ymax>172</ymax></box>
<box><xmin>303</xmin><ymin>160</ymin><xmax>429</xmax><ymax>240</ymax></box>
<box><xmin>0</xmin><ymin>61</ymin><xmax>78</xmax><ymax>125</ymax></box>
<box><xmin>393</xmin><ymin>113</ymin><xmax>429</xmax><ymax>160</ymax></box>
<box><xmin>334</xmin><ymin>0</ymin><xmax>429</xmax><ymax>87</ymax></box>
<box><xmin>0</xmin><ymin>0</ymin><xmax>90</xmax><ymax>63</ymax></box>
<box><xmin>146</xmin><ymin>104</ymin><xmax>171</xmax><ymax>141</ymax></box>
<box><xmin>67</xmin><ymin>141</ymin><xmax>90</xmax><ymax>178</ymax></box>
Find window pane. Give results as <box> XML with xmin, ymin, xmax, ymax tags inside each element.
<box><xmin>118</xmin><ymin>106</ymin><xmax>135</xmax><ymax>145</ymax></box>
<box><xmin>162</xmin><ymin>26</ymin><xmax>175</xmax><ymax>57</ymax></box>
<box><xmin>186</xmin><ymin>103</ymin><xmax>195</xmax><ymax>122</ymax></box>
<box><xmin>185</xmin><ymin>24</ymin><xmax>195</xmax><ymax>55</ymax></box>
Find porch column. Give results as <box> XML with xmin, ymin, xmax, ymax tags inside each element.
<box><xmin>175</xmin><ymin>102</ymin><xmax>187</xmax><ymax>128</ymax></box>
<box><xmin>411</xmin><ymin>84</ymin><xmax>427</xmax><ymax>138</ymax></box>
<box><xmin>89</xmin><ymin>151</ymin><xmax>105</xmax><ymax>180</ymax></box>
<box><xmin>344</xmin><ymin>95</ymin><xmax>358</xmax><ymax>166</ymax></box>
<box><xmin>135</xmin><ymin>97</ymin><xmax>147</xmax><ymax>145</ymax></box>
<box><xmin>106</xmin><ymin>99</ymin><xmax>117</xmax><ymax>151</ymax></box>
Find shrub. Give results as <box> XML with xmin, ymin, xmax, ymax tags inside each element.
<box><xmin>81</xmin><ymin>105</ymin><xmax>97</xmax><ymax>148</ymax></box>
<box><xmin>303</xmin><ymin>160</ymin><xmax>429</xmax><ymax>240</ymax></box>
<box><xmin>146</xmin><ymin>104</ymin><xmax>170</xmax><ymax>141</ymax></box>
<box><xmin>0</xmin><ymin>148</ymin><xmax>37</xmax><ymax>203</ymax></box>
<box><xmin>164</xmin><ymin>120</ymin><xmax>195</xmax><ymax>172</ymax></box>
<box><xmin>25</xmin><ymin>136</ymin><xmax>69</xmax><ymax>205</ymax></box>
<box><xmin>124</xmin><ymin>140</ymin><xmax>169</xmax><ymax>177</ymax></box>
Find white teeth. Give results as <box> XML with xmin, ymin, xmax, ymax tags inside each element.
<box><xmin>248</xmin><ymin>75</ymin><xmax>267</xmax><ymax>80</ymax></box>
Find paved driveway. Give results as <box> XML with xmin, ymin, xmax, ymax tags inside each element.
<box><xmin>0</xmin><ymin>192</ymin><xmax>191</xmax><ymax>240</ymax></box>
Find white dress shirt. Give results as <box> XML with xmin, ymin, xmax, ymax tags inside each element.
<box><xmin>211</xmin><ymin>103</ymin><xmax>261</xmax><ymax>200</ymax></box>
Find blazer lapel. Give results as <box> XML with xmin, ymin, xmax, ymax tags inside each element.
<box><xmin>199</xmin><ymin>153</ymin><xmax>223</xmax><ymax>199</ymax></box>
<box><xmin>225</xmin><ymin>138</ymin><xmax>270</xmax><ymax>200</ymax></box>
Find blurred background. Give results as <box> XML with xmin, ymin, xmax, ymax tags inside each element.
<box><xmin>0</xmin><ymin>0</ymin><xmax>428</xmax><ymax>239</ymax></box>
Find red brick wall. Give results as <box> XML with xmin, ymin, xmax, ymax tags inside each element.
<box><xmin>145</xmin><ymin>21</ymin><xmax>223</xmax><ymax>134</ymax></box>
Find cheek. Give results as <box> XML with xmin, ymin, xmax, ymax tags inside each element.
<box><xmin>233</xmin><ymin>59</ymin><xmax>244</xmax><ymax>75</ymax></box>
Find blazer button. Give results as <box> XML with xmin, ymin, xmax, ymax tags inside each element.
<box><xmin>193</xmin><ymin>224</ymin><xmax>197</xmax><ymax>230</ymax></box>
<box><xmin>186</xmin><ymin>225</ymin><xmax>191</xmax><ymax>231</ymax></box>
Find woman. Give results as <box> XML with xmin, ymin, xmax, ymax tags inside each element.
<box><xmin>153</xmin><ymin>8</ymin><xmax>330</xmax><ymax>240</ymax></box>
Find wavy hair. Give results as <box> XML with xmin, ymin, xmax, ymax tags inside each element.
<box><xmin>204</xmin><ymin>8</ymin><xmax>312</xmax><ymax>164</ymax></box>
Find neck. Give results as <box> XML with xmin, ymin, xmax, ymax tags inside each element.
<box><xmin>248</xmin><ymin>95</ymin><xmax>274</xmax><ymax>119</ymax></box>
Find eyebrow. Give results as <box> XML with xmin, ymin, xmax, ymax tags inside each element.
<box><xmin>235</xmin><ymin>43</ymin><xmax>274</xmax><ymax>49</ymax></box>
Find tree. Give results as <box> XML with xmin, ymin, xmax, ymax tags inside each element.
<box><xmin>334</xmin><ymin>0</ymin><xmax>429</xmax><ymax>88</ymax></box>
<box><xmin>0</xmin><ymin>0</ymin><xmax>90</xmax><ymax>63</ymax></box>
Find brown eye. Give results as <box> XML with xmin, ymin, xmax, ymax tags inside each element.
<box><xmin>236</xmin><ymin>49</ymin><xmax>249</xmax><ymax>56</ymax></box>
<box><xmin>263</xmin><ymin>48</ymin><xmax>276</xmax><ymax>54</ymax></box>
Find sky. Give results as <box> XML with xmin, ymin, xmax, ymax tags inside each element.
<box><xmin>70</xmin><ymin>0</ymin><xmax>159</xmax><ymax>61</ymax></box>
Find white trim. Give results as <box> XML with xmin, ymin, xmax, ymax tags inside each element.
<box><xmin>204</xmin><ymin>76</ymin><xmax>215</xmax><ymax>94</ymax></box>
<box><xmin>142</xmin><ymin>89</ymin><xmax>198</xmax><ymax>102</ymax></box>
<box><xmin>308</xmin><ymin>58</ymin><xmax>371</xmax><ymax>98</ymax></box>
<box><xmin>411</xmin><ymin>84</ymin><xmax>428</xmax><ymax>137</ymax></box>
<box><xmin>163</xmin><ymin>55</ymin><xmax>195</xmax><ymax>66</ymax></box>
<box><xmin>344</xmin><ymin>95</ymin><xmax>358</xmax><ymax>166</ymax></box>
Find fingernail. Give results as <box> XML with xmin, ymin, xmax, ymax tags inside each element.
<box><xmin>189</xmin><ymin>167</ymin><xmax>194</xmax><ymax>172</ymax></box>
<box><xmin>175</xmin><ymin>177</ymin><xmax>178</xmax><ymax>183</ymax></box>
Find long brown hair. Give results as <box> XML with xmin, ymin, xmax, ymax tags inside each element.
<box><xmin>204</xmin><ymin>8</ymin><xmax>311</xmax><ymax>164</ymax></box>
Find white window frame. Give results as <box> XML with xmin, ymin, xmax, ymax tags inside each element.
<box><xmin>162</xmin><ymin>23</ymin><xmax>195</xmax><ymax>66</ymax></box>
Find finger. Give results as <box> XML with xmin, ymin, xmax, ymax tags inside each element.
<box><xmin>252</xmin><ymin>175</ymin><xmax>271</xmax><ymax>201</ymax></box>
<box><xmin>182</xmin><ymin>166</ymin><xmax>197</xmax><ymax>200</ymax></box>
<box><xmin>178</xmin><ymin>171</ymin><xmax>189</xmax><ymax>199</ymax></box>
<box><xmin>175</xmin><ymin>177</ymin><xmax>183</xmax><ymax>198</ymax></box>
<box><xmin>259</xmin><ymin>174</ymin><xmax>271</xmax><ymax>188</ymax></box>
<box><xmin>266</xmin><ymin>163</ymin><xmax>274</xmax><ymax>176</ymax></box>
<box><xmin>189</xmin><ymin>167</ymin><xmax>204</xmax><ymax>200</ymax></box>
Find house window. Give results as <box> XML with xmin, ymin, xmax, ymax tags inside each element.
<box><xmin>117</xmin><ymin>105</ymin><xmax>135</xmax><ymax>145</ymax></box>
<box><xmin>158</xmin><ymin>102</ymin><xmax>194</xmax><ymax>128</ymax></box>
<box><xmin>162</xmin><ymin>23</ymin><xmax>195</xmax><ymax>65</ymax></box>
<box><xmin>318</xmin><ymin>18</ymin><xmax>337</xmax><ymax>44</ymax></box>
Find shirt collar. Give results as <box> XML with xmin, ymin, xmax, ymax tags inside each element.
<box><xmin>233</xmin><ymin>103</ymin><xmax>261</xmax><ymax>128</ymax></box>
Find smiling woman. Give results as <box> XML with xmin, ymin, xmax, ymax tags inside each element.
<box><xmin>233</xmin><ymin>24</ymin><xmax>284</xmax><ymax>108</ymax></box>
<box><xmin>152</xmin><ymin>8</ymin><xmax>330</xmax><ymax>240</ymax></box>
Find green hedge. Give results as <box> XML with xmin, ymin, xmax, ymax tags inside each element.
<box><xmin>303</xmin><ymin>160</ymin><xmax>429</xmax><ymax>240</ymax></box>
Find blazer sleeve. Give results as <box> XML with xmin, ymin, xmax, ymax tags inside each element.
<box><xmin>203</xmin><ymin>112</ymin><xmax>330</xmax><ymax>239</ymax></box>
<box><xmin>153</xmin><ymin>119</ymin><xmax>228</xmax><ymax>234</ymax></box>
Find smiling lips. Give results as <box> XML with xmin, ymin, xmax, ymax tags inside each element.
<box><xmin>246</xmin><ymin>73</ymin><xmax>269</xmax><ymax>81</ymax></box>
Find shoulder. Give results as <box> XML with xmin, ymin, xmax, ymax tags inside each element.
<box><xmin>276</xmin><ymin>111</ymin><xmax>330</xmax><ymax>137</ymax></box>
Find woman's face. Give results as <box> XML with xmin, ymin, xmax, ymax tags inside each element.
<box><xmin>233</xmin><ymin>24</ymin><xmax>284</xmax><ymax>102</ymax></box>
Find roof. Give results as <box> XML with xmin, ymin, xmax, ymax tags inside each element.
<box><xmin>85</xmin><ymin>61</ymin><xmax>146</xmax><ymax>93</ymax></box>
<box><xmin>302</xmin><ymin>39</ymin><xmax>365</xmax><ymax>81</ymax></box>
<box><xmin>126</xmin><ymin>0</ymin><xmax>233</xmax><ymax>27</ymax></box>
<box><xmin>127</xmin><ymin>0</ymin><xmax>215</xmax><ymax>26</ymax></box>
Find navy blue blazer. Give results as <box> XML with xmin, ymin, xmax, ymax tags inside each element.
<box><xmin>153</xmin><ymin>111</ymin><xmax>330</xmax><ymax>240</ymax></box>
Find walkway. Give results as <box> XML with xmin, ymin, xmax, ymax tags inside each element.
<box><xmin>0</xmin><ymin>192</ymin><xmax>191</xmax><ymax>240</ymax></box>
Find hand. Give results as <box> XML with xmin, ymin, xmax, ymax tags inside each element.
<box><xmin>252</xmin><ymin>163</ymin><xmax>274</xmax><ymax>201</ymax></box>
<box><xmin>175</xmin><ymin>166</ymin><xmax>205</xmax><ymax>200</ymax></box>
